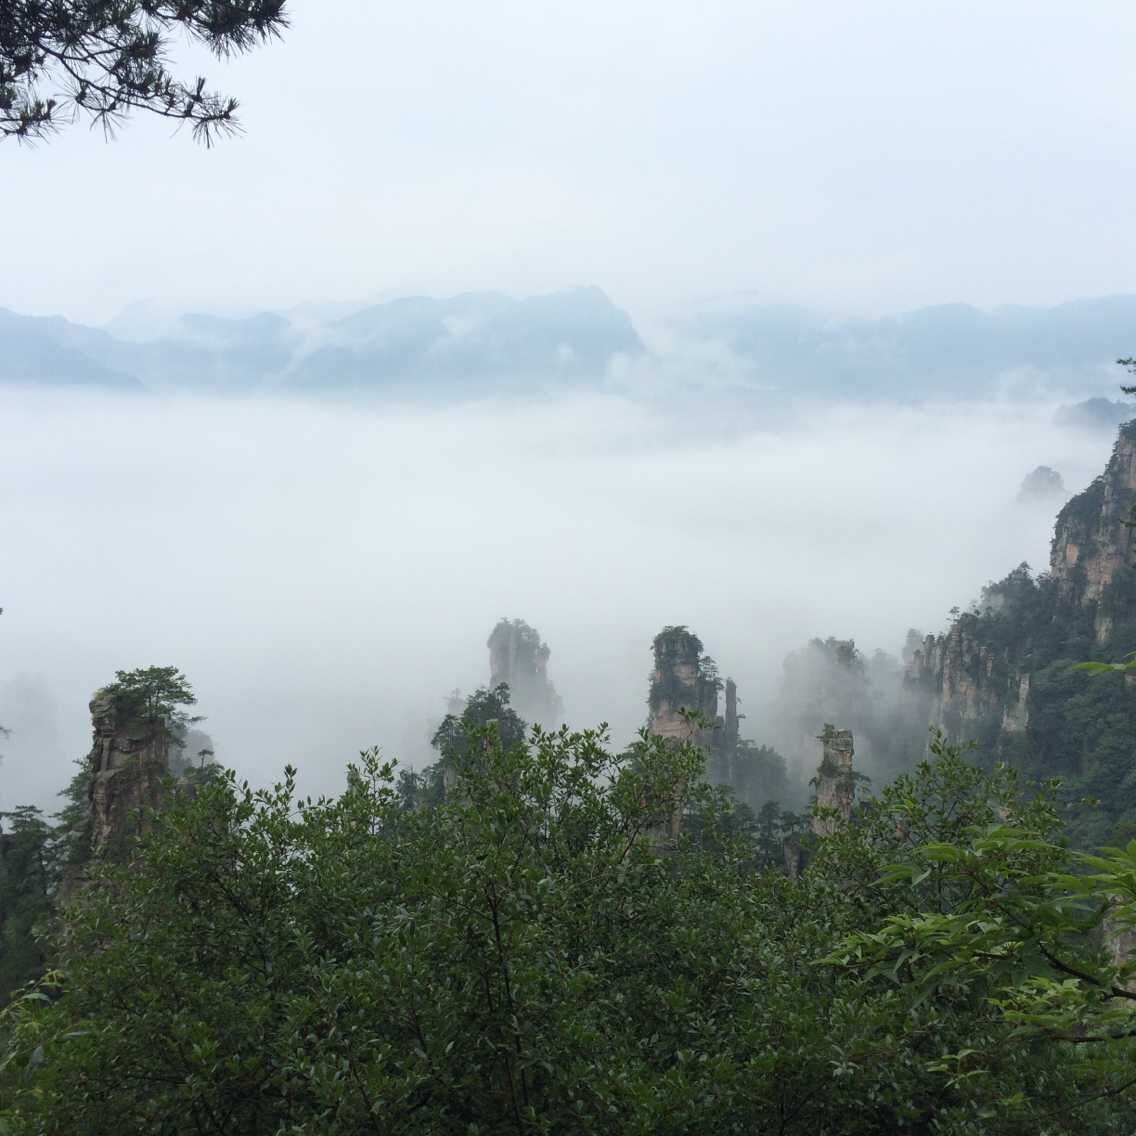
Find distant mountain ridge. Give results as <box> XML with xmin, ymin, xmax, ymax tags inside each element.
<box><xmin>0</xmin><ymin>287</ymin><xmax>641</xmax><ymax>395</ymax></box>
<box><xmin>0</xmin><ymin>309</ymin><xmax>143</xmax><ymax>390</ymax></box>
<box><xmin>672</xmin><ymin>294</ymin><xmax>1136</xmax><ymax>396</ymax></box>
<box><xmin>286</xmin><ymin>286</ymin><xmax>643</xmax><ymax>391</ymax></box>
<box><xmin>3</xmin><ymin>291</ymin><xmax>1136</xmax><ymax>398</ymax></box>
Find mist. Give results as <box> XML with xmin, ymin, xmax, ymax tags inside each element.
<box><xmin>0</xmin><ymin>387</ymin><xmax>1117</xmax><ymax>813</ymax></box>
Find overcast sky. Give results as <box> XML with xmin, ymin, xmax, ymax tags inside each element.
<box><xmin>4</xmin><ymin>0</ymin><xmax>1136</xmax><ymax>325</ymax></box>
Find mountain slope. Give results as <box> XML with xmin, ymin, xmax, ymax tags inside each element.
<box><xmin>907</xmin><ymin>418</ymin><xmax>1136</xmax><ymax>844</ymax></box>
<box><xmin>0</xmin><ymin>310</ymin><xmax>142</xmax><ymax>390</ymax></box>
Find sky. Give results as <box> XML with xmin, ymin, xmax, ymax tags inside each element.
<box><xmin>0</xmin><ymin>388</ymin><xmax>1116</xmax><ymax>811</ymax></box>
<box><xmin>4</xmin><ymin>0</ymin><xmax>1136</xmax><ymax>323</ymax></box>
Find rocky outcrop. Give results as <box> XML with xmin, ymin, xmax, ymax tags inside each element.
<box><xmin>644</xmin><ymin>626</ymin><xmax>792</xmax><ymax>824</ymax></box>
<box><xmin>1001</xmin><ymin>673</ymin><xmax>1030</xmax><ymax>734</ymax></box>
<box><xmin>1051</xmin><ymin>420</ymin><xmax>1136</xmax><ymax>641</ymax></box>
<box><xmin>86</xmin><ymin>687</ymin><xmax>172</xmax><ymax>858</ymax></box>
<box><xmin>723</xmin><ymin>678</ymin><xmax>739</xmax><ymax>751</ymax></box>
<box><xmin>907</xmin><ymin>615</ymin><xmax>1011</xmax><ymax>743</ymax></box>
<box><xmin>811</xmin><ymin>726</ymin><xmax>856</xmax><ymax>836</ymax></box>
<box><xmin>487</xmin><ymin>619</ymin><xmax>563</xmax><ymax>727</ymax></box>
<box><xmin>908</xmin><ymin>424</ymin><xmax>1136</xmax><ymax>743</ymax></box>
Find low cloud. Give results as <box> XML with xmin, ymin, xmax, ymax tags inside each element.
<box><xmin>0</xmin><ymin>388</ymin><xmax>1116</xmax><ymax>811</ymax></box>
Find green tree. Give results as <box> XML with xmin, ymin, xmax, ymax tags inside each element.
<box><xmin>0</xmin><ymin>805</ymin><xmax>51</xmax><ymax>999</ymax></box>
<box><xmin>1</xmin><ymin>1</ymin><xmax>289</xmax><ymax>142</ymax></box>
<box><xmin>50</xmin><ymin>759</ymin><xmax>92</xmax><ymax>869</ymax></box>
<box><xmin>812</xmin><ymin>737</ymin><xmax>1136</xmax><ymax>1130</ymax></box>
<box><xmin>0</xmin><ymin>762</ymin><xmax>96</xmax><ymax>1000</ymax></box>
<box><xmin>393</xmin><ymin>764</ymin><xmax>445</xmax><ymax>812</ymax></box>
<box><xmin>4</xmin><ymin>731</ymin><xmax>1136</xmax><ymax>1133</ymax></box>
<box><xmin>429</xmin><ymin>683</ymin><xmax>528</xmax><ymax>800</ymax></box>
<box><xmin>103</xmin><ymin>665</ymin><xmax>196</xmax><ymax>735</ymax></box>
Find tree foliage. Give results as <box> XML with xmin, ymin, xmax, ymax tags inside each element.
<box><xmin>0</xmin><ymin>764</ymin><xmax>92</xmax><ymax>1000</ymax></box>
<box><xmin>3</xmin><ymin>729</ymin><xmax>1136</xmax><ymax>1133</ymax></box>
<box><xmin>0</xmin><ymin>0</ymin><xmax>289</xmax><ymax>143</ymax></box>
<box><xmin>103</xmin><ymin>665</ymin><xmax>195</xmax><ymax>733</ymax></box>
<box><xmin>0</xmin><ymin>806</ymin><xmax>51</xmax><ymax>1000</ymax></box>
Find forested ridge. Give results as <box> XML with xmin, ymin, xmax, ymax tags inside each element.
<box><xmin>3</xmin><ymin>691</ymin><xmax>1136</xmax><ymax>1132</ymax></box>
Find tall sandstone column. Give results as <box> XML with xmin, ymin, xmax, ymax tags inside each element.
<box><xmin>646</xmin><ymin>626</ymin><xmax>724</xmax><ymax>839</ymax></box>
<box><xmin>86</xmin><ymin>687</ymin><xmax>171</xmax><ymax>859</ymax></box>
<box><xmin>811</xmin><ymin>725</ymin><xmax>855</xmax><ymax>836</ymax></box>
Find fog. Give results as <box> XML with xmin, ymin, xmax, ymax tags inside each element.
<box><xmin>0</xmin><ymin>388</ymin><xmax>1118</xmax><ymax>813</ymax></box>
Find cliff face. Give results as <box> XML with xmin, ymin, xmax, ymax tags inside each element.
<box><xmin>487</xmin><ymin>619</ymin><xmax>563</xmax><ymax>728</ymax></box>
<box><xmin>908</xmin><ymin>616</ymin><xmax>1012</xmax><ymax>745</ymax></box>
<box><xmin>648</xmin><ymin>626</ymin><xmax>720</xmax><ymax>743</ymax></box>
<box><xmin>906</xmin><ymin>418</ymin><xmax>1136</xmax><ymax>843</ymax></box>
<box><xmin>911</xmin><ymin>421</ymin><xmax>1136</xmax><ymax>740</ymax></box>
<box><xmin>1051</xmin><ymin>419</ymin><xmax>1136</xmax><ymax>642</ymax></box>
<box><xmin>86</xmin><ymin>687</ymin><xmax>172</xmax><ymax>858</ymax></box>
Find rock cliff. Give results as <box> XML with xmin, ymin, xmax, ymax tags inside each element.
<box><xmin>811</xmin><ymin>726</ymin><xmax>856</xmax><ymax>836</ymax></box>
<box><xmin>1050</xmin><ymin>419</ymin><xmax>1136</xmax><ymax>641</ymax></box>
<box><xmin>910</xmin><ymin>421</ymin><xmax>1136</xmax><ymax>744</ymax></box>
<box><xmin>907</xmin><ymin>615</ymin><xmax>1010</xmax><ymax>744</ymax></box>
<box><xmin>86</xmin><ymin>686</ymin><xmax>172</xmax><ymax>859</ymax></box>
<box><xmin>906</xmin><ymin>418</ymin><xmax>1136</xmax><ymax>843</ymax></box>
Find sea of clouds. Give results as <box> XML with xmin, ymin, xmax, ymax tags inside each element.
<box><xmin>0</xmin><ymin>387</ymin><xmax>1118</xmax><ymax>811</ymax></box>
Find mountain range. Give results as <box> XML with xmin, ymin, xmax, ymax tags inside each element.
<box><xmin>669</xmin><ymin>294</ymin><xmax>1136</xmax><ymax>397</ymax></box>
<box><xmin>4</xmin><ymin>289</ymin><xmax>1136</xmax><ymax>401</ymax></box>
<box><xmin>0</xmin><ymin>287</ymin><xmax>642</xmax><ymax>395</ymax></box>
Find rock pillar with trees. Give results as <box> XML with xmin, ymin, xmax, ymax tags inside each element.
<box><xmin>487</xmin><ymin>618</ymin><xmax>564</xmax><ymax>728</ymax></box>
<box><xmin>647</xmin><ymin>626</ymin><xmax>720</xmax><ymax>744</ymax></box>
<box><xmin>811</xmin><ymin>725</ymin><xmax>856</xmax><ymax>836</ymax></box>
<box><xmin>84</xmin><ymin>667</ymin><xmax>197</xmax><ymax>864</ymax></box>
<box><xmin>646</xmin><ymin>625</ymin><xmax>791</xmax><ymax>827</ymax></box>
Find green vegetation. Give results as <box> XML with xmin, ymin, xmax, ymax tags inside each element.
<box><xmin>3</xmin><ymin>726</ymin><xmax>1136</xmax><ymax>1133</ymax></box>
<box><xmin>709</xmin><ymin>739</ymin><xmax>790</xmax><ymax>812</ymax></box>
<box><xmin>0</xmin><ymin>762</ymin><xmax>93</xmax><ymax>1000</ymax></box>
<box><xmin>1</xmin><ymin>1</ymin><xmax>290</xmax><ymax>142</ymax></box>
<box><xmin>103</xmin><ymin>666</ymin><xmax>197</xmax><ymax>735</ymax></box>
<box><xmin>648</xmin><ymin>625</ymin><xmax>712</xmax><ymax>714</ymax></box>
<box><xmin>0</xmin><ymin>668</ymin><xmax>210</xmax><ymax>1001</ymax></box>
<box><xmin>918</xmin><ymin>556</ymin><xmax>1136</xmax><ymax>845</ymax></box>
<box><xmin>0</xmin><ymin>806</ymin><xmax>51</xmax><ymax>1000</ymax></box>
